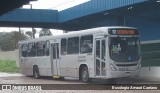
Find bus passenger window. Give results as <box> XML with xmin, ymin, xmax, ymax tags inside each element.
<box><xmin>37</xmin><ymin>42</ymin><xmax>45</xmax><ymax>56</ymax></box>
<box><xmin>80</xmin><ymin>35</ymin><xmax>93</xmax><ymax>53</ymax></box>
<box><xmin>28</xmin><ymin>43</ymin><xmax>36</xmax><ymax>57</ymax></box>
<box><xmin>61</xmin><ymin>39</ymin><xmax>67</xmax><ymax>55</ymax></box>
<box><xmin>21</xmin><ymin>44</ymin><xmax>28</xmax><ymax>57</ymax></box>
<box><xmin>67</xmin><ymin>37</ymin><xmax>79</xmax><ymax>54</ymax></box>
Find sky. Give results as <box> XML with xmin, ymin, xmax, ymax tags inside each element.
<box><xmin>23</xmin><ymin>0</ymin><xmax>90</xmax><ymax>11</ymax></box>
<box><xmin>0</xmin><ymin>0</ymin><xmax>90</xmax><ymax>37</ymax></box>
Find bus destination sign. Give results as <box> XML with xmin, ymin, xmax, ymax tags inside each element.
<box><xmin>109</xmin><ymin>29</ymin><xmax>139</xmax><ymax>35</ymax></box>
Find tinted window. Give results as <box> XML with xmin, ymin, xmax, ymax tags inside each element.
<box><xmin>37</xmin><ymin>42</ymin><xmax>45</xmax><ymax>56</ymax></box>
<box><xmin>61</xmin><ymin>39</ymin><xmax>67</xmax><ymax>55</ymax></box>
<box><xmin>67</xmin><ymin>37</ymin><xmax>79</xmax><ymax>54</ymax></box>
<box><xmin>109</xmin><ymin>37</ymin><xmax>140</xmax><ymax>62</ymax></box>
<box><xmin>21</xmin><ymin>44</ymin><xmax>28</xmax><ymax>57</ymax></box>
<box><xmin>28</xmin><ymin>43</ymin><xmax>36</xmax><ymax>57</ymax></box>
<box><xmin>80</xmin><ymin>35</ymin><xmax>93</xmax><ymax>53</ymax></box>
<box><xmin>102</xmin><ymin>40</ymin><xmax>106</xmax><ymax>61</ymax></box>
<box><xmin>96</xmin><ymin>40</ymin><xmax>100</xmax><ymax>58</ymax></box>
<box><xmin>53</xmin><ymin>44</ymin><xmax>59</xmax><ymax>59</ymax></box>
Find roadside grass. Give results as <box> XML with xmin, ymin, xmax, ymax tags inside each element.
<box><xmin>0</xmin><ymin>60</ymin><xmax>19</xmax><ymax>73</ymax></box>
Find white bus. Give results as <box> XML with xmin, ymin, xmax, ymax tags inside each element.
<box><xmin>19</xmin><ymin>26</ymin><xmax>141</xmax><ymax>82</ymax></box>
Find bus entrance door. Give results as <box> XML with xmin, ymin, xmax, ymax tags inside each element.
<box><xmin>52</xmin><ymin>43</ymin><xmax>60</xmax><ymax>78</ymax></box>
<box><xmin>95</xmin><ymin>39</ymin><xmax>106</xmax><ymax>77</ymax></box>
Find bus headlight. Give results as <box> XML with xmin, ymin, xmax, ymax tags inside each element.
<box><xmin>110</xmin><ymin>64</ymin><xmax>117</xmax><ymax>71</ymax></box>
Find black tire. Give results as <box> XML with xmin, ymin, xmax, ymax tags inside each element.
<box><xmin>33</xmin><ymin>66</ymin><xmax>40</xmax><ymax>79</ymax></box>
<box><xmin>81</xmin><ymin>66</ymin><xmax>90</xmax><ymax>83</ymax></box>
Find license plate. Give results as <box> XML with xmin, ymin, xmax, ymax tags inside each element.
<box><xmin>119</xmin><ymin>68</ymin><xmax>129</xmax><ymax>71</ymax></box>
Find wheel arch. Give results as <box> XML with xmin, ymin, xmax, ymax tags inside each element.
<box><xmin>33</xmin><ymin>65</ymin><xmax>38</xmax><ymax>74</ymax></box>
<box><xmin>79</xmin><ymin>64</ymin><xmax>89</xmax><ymax>80</ymax></box>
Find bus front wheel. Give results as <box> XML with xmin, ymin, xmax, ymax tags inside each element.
<box><xmin>33</xmin><ymin>66</ymin><xmax>40</xmax><ymax>79</ymax></box>
<box><xmin>81</xmin><ymin>66</ymin><xmax>89</xmax><ymax>83</ymax></box>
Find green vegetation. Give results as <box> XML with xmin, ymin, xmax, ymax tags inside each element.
<box><xmin>0</xmin><ymin>31</ymin><xmax>27</xmax><ymax>51</ymax></box>
<box><xmin>0</xmin><ymin>60</ymin><xmax>19</xmax><ymax>73</ymax></box>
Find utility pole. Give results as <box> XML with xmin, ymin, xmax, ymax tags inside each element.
<box><xmin>32</xmin><ymin>28</ymin><xmax>36</xmax><ymax>38</ymax></box>
<box><xmin>30</xmin><ymin>4</ymin><xmax>32</xmax><ymax>9</ymax></box>
<box><xmin>19</xmin><ymin>27</ymin><xmax>21</xmax><ymax>33</ymax></box>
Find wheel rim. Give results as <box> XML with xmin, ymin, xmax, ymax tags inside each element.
<box><xmin>34</xmin><ymin>70</ymin><xmax>38</xmax><ymax>78</ymax></box>
<box><xmin>82</xmin><ymin>70</ymin><xmax>88</xmax><ymax>81</ymax></box>
<box><xmin>34</xmin><ymin>67</ymin><xmax>39</xmax><ymax>78</ymax></box>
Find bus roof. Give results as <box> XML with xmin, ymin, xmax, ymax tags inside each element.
<box><xmin>19</xmin><ymin>26</ymin><xmax>137</xmax><ymax>44</ymax></box>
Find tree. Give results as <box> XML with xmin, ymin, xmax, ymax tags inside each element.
<box><xmin>39</xmin><ymin>28</ymin><xmax>52</xmax><ymax>37</ymax></box>
<box><xmin>32</xmin><ymin>28</ymin><xmax>36</xmax><ymax>38</ymax></box>
<box><xmin>0</xmin><ymin>31</ymin><xmax>27</xmax><ymax>51</ymax></box>
<box><xmin>25</xmin><ymin>29</ymin><xmax>36</xmax><ymax>38</ymax></box>
<box><xmin>0</xmin><ymin>32</ymin><xmax>13</xmax><ymax>51</ymax></box>
<box><xmin>25</xmin><ymin>31</ymin><xmax>33</xmax><ymax>38</ymax></box>
<box><xmin>12</xmin><ymin>31</ymin><xmax>27</xmax><ymax>48</ymax></box>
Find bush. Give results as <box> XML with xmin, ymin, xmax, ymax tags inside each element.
<box><xmin>0</xmin><ymin>60</ymin><xmax>19</xmax><ymax>73</ymax></box>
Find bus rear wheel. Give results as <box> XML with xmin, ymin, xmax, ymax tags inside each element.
<box><xmin>33</xmin><ymin>66</ymin><xmax>40</xmax><ymax>79</ymax></box>
<box><xmin>81</xmin><ymin>66</ymin><xmax>89</xmax><ymax>83</ymax></box>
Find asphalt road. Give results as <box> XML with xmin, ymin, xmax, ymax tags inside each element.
<box><xmin>0</xmin><ymin>73</ymin><xmax>160</xmax><ymax>93</ymax></box>
<box><xmin>1</xmin><ymin>72</ymin><xmax>160</xmax><ymax>84</ymax></box>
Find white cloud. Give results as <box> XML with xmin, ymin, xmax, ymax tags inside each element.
<box><xmin>0</xmin><ymin>27</ymin><xmax>19</xmax><ymax>32</ymax></box>
<box><xmin>23</xmin><ymin>0</ymin><xmax>90</xmax><ymax>11</ymax></box>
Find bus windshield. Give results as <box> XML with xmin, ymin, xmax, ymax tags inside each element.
<box><xmin>109</xmin><ymin>37</ymin><xmax>140</xmax><ymax>62</ymax></box>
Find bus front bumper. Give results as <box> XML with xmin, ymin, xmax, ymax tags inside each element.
<box><xmin>108</xmin><ymin>69</ymin><xmax>141</xmax><ymax>78</ymax></box>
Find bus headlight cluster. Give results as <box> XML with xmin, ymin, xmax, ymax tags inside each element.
<box><xmin>110</xmin><ymin>64</ymin><xmax>117</xmax><ymax>71</ymax></box>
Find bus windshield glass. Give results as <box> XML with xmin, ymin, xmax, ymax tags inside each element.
<box><xmin>109</xmin><ymin>37</ymin><xmax>140</xmax><ymax>62</ymax></box>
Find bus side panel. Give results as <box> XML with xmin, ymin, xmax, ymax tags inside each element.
<box><xmin>78</xmin><ymin>54</ymin><xmax>95</xmax><ymax>78</ymax></box>
<box><xmin>60</xmin><ymin>54</ymin><xmax>95</xmax><ymax>78</ymax></box>
<box><xmin>60</xmin><ymin>54</ymin><xmax>79</xmax><ymax>78</ymax></box>
<box><xmin>86</xmin><ymin>55</ymin><xmax>95</xmax><ymax>78</ymax></box>
<box><xmin>20</xmin><ymin>58</ymin><xmax>33</xmax><ymax>76</ymax></box>
<box><xmin>59</xmin><ymin>55</ymin><xmax>68</xmax><ymax>77</ymax></box>
<box><xmin>20</xmin><ymin>56</ymin><xmax>52</xmax><ymax>76</ymax></box>
<box><xmin>36</xmin><ymin>56</ymin><xmax>52</xmax><ymax>76</ymax></box>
